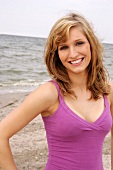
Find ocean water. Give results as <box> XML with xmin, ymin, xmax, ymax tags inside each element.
<box><xmin>0</xmin><ymin>34</ymin><xmax>113</xmax><ymax>94</ymax></box>
<box><xmin>0</xmin><ymin>34</ymin><xmax>50</xmax><ymax>94</ymax></box>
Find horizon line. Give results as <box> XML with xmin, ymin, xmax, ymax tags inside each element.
<box><xmin>0</xmin><ymin>33</ymin><xmax>113</xmax><ymax>44</ymax></box>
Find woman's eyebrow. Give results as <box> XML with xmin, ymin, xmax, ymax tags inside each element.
<box><xmin>58</xmin><ymin>38</ymin><xmax>84</xmax><ymax>46</ymax></box>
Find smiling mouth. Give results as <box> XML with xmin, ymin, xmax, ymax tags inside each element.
<box><xmin>69</xmin><ymin>58</ymin><xmax>84</xmax><ymax>64</ymax></box>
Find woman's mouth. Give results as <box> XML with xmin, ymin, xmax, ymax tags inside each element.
<box><xmin>69</xmin><ymin>58</ymin><xmax>84</xmax><ymax>65</ymax></box>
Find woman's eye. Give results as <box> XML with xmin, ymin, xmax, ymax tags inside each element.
<box><xmin>76</xmin><ymin>41</ymin><xmax>84</xmax><ymax>46</ymax></box>
<box><xmin>59</xmin><ymin>46</ymin><xmax>68</xmax><ymax>50</ymax></box>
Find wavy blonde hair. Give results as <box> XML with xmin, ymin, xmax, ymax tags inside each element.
<box><xmin>45</xmin><ymin>12</ymin><xmax>110</xmax><ymax>100</ymax></box>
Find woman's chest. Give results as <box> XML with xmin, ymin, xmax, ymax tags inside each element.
<box><xmin>64</xmin><ymin>96</ymin><xmax>105</xmax><ymax>123</ymax></box>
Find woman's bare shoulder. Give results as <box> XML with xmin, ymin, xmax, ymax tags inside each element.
<box><xmin>32</xmin><ymin>81</ymin><xmax>59</xmax><ymax>108</ymax></box>
<box><xmin>39</xmin><ymin>81</ymin><xmax>60</xmax><ymax>116</ymax></box>
<box><xmin>37</xmin><ymin>81</ymin><xmax>58</xmax><ymax>99</ymax></box>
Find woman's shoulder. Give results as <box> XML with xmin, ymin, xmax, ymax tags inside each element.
<box><xmin>22</xmin><ymin>81</ymin><xmax>59</xmax><ymax>116</ymax></box>
<box><xmin>36</xmin><ymin>81</ymin><xmax>59</xmax><ymax>102</ymax></box>
<box><xmin>37</xmin><ymin>81</ymin><xmax>59</xmax><ymax>116</ymax></box>
<box><xmin>40</xmin><ymin>80</ymin><xmax>58</xmax><ymax>92</ymax></box>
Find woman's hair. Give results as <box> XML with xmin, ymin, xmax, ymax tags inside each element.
<box><xmin>45</xmin><ymin>12</ymin><xmax>110</xmax><ymax>100</ymax></box>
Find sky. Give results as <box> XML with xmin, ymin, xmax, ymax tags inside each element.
<box><xmin>0</xmin><ymin>0</ymin><xmax>113</xmax><ymax>43</ymax></box>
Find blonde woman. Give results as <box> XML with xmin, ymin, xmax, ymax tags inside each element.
<box><xmin>0</xmin><ymin>12</ymin><xmax>113</xmax><ymax>170</ymax></box>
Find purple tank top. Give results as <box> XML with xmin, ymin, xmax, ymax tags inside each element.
<box><xmin>42</xmin><ymin>81</ymin><xmax>112</xmax><ymax>170</ymax></box>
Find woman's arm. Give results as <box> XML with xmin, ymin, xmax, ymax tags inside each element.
<box><xmin>0</xmin><ymin>82</ymin><xmax>58</xmax><ymax>169</ymax></box>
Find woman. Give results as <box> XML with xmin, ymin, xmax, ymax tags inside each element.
<box><xmin>0</xmin><ymin>12</ymin><xmax>113</xmax><ymax>170</ymax></box>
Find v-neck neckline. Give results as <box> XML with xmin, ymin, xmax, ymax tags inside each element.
<box><xmin>60</xmin><ymin>95</ymin><xmax>107</xmax><ymax>125</ymax></box>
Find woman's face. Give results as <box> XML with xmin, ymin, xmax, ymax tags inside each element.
<box><xmin>58</xmin><ymin>27</ymin><xmax>91</xmax><ymax>78</ymax></box>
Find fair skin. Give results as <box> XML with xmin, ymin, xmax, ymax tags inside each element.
<box><xmin>0</xmin><ymin>27</ymin><xmax>113</xmax><ymax>170</ymax></box>
<box><xmin>58</xmin><ymin>27</ymin><xmax>91</xmax><ymax>78</ymax></box>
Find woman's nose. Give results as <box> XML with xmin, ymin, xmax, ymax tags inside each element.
<box><xmin>69</xmin><ymin>47</ymin><xmax>78</xmax><ymax>58</ymax></box>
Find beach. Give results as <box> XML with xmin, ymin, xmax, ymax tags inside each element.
<box><xmin>0</xmin><ymin>92</ymin><xmax>111</xmax><ymax>170</ymax></box>
<box><xmin>0</xmin><ymin>92</ymin><xmax>47</xmax><ymax>170</ymax></box>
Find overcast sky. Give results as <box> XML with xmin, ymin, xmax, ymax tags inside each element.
<box><xmin>0</xmin><ymin>0</ymin><xmax>113</xmax><ymax>43</ymax></box>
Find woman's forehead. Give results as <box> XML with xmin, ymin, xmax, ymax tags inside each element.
<box><xmin>57</xmin><ymin>27</ymin><xmax>87</xmax><ymax>45</ymax></box>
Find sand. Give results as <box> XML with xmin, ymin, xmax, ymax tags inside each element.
<box><xmin>0</xmin><ymin>92</ymin><xmax>111</xmax><ymax>170</ymax></box>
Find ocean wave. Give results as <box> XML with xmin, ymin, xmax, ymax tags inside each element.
<box><xmin>0</xmin><ymin>78</ymin><xmax>50</xmax><ymax>94</ymax></box>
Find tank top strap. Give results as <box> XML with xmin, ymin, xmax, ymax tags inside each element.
<box><xmin>49</xmin><ymin>80</ymin><xmax>62</xmax><ymax>101</ymax></box>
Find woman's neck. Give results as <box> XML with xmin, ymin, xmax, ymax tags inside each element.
<box><xmin>70</xmin><ymin>74</ymin><xmax>87</xmax><ymax>90</ymax></box>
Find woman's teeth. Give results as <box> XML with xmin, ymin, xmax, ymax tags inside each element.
<box><xmin>70</xmin><ymin>58</ymin><xmax>83</xmax><ymax>64</ymax></box>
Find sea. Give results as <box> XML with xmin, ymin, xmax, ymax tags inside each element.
<box><xmin>0</xmin><ymin>34</ymin><xmax>113</xmax><ymax>94</ymax></box>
